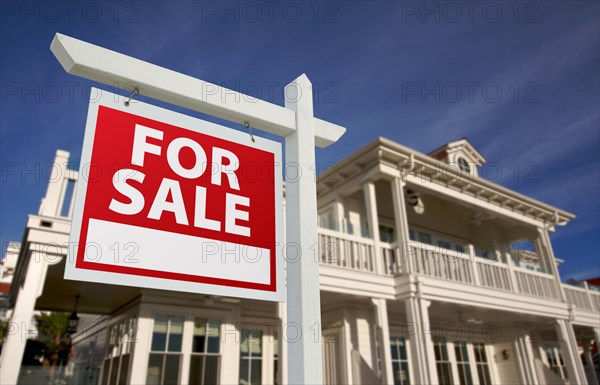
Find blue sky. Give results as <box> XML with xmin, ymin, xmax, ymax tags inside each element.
<box><xmin>1</xmin><ymin>1</ymin><xmax>598</xmax><ymax>281</ymax></box>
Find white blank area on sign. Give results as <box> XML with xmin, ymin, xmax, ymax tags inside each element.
<box><xmin>84</xmin><ymin>218</ymin><xmax>271</xmax><ymax>285</ymax></box>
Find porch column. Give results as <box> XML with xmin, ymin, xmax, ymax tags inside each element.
<box><xmin>372</xmin><ymin>298</ymin><xmax>393</xmax><ymax>384</ymax></box>
<box><xmin>405</xmin><ymin>296</ymin><xmax>438</xmax><ymax>385</ymax></box>
<box><xmin>333</xmin><ymin>195</ymin><xmax>345</xmax><ymax>233</ymax></box>
<box><xmin>536</xmin><ymin>228</ymin><xmax>567</xmax><ymax>302</ymax></box>
<box><xmin>512</xmin><ymin>331</ymin><xmax>539</xmax><ymax>385</ymax></box>
<box><xmin>555</xmin><ymin>319</ymin><xmax>587</xmax><ymax>384</ymax></box>
<box><xmin>583</xmin><ymin>341</ymin><xmax>599</xmax><ymax>385</ymax></box>
<box><xmin>593</xmin><ymin>328</ymin><xmax>600</xmax><ymax>384</ymax></box>
<box><xmin>277</xmin><ymin>301</ymin><xmax>288</xmax><ymax>385</ymax></box>
<box><xmin>128</xmin><ymin>305</ymin><xmax>153</xmax><ymax>384</ymax></box>
<box><xmin>503</xmin><ymin>249</ymin><xmax>517</xmax><ymax>293</ymax></box>
<box><xmin>363</xmin><ymin>181</ymin><xmax>383</xmax><ymax>274</ymax></box>
<box><xmin>0</xmin><ymin>251</ymin><xmax>50</xmax><ymax>385</ymax></box>
<box><xmin>391</xmin><ymin>177</ymin><xmax>413</xmax><ymax>273</ymax></box>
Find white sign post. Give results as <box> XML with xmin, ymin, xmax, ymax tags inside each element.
<box><xmin>51</xmin><ymin>33</ymin><xmax>345</xmax><ymax>384</ymax></box>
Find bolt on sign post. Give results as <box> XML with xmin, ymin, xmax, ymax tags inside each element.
<box><xmin>51</xmin><ymin>33</ymin><xmax>345</xmax><ymax>384</ymax></box>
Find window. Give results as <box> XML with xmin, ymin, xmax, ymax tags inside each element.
<box><xmin>409</xmin><ymin>228</ymin><xmax>465</xmax><ymax>254</ymax></box>
<box><xmin>473</xmin><ymin>343</ymin><xmax>492</xmax><ymax>385</ymax></box>
<box><xmin>433</xmin><ymin>338</ymin><xmax>453</xmax><ymax>385</ymax></box>
<box><xmin>457</xmin><ymin>157</ymin><xmax>470</xmax><ymax>173</ymax></box>
<box><xmin>189</xmin><ymin>318</ymin><xmax>221</xmax><ymax>385</ymax></box>
<box><xmin>454</xmin><ymin>342</ymin><xmax>473</xmax><ymax>385</ymax></box>
<box><xmin>475</xmin><ymin>246</ymin><xmax>500</xmax><ymax>262</ymax></box>
<box><xmin>239</xmin><ymin>329</ymin><xmax>262</xmax><ymax>385</ymax></box>
<box><xmin>101</xmin><ymin>316</ymin><xmax>136</xmax><ymax>385</ymax></box>
<box><xmin>544</xmin><ymin>346</ymin><xmax>568</xmax><ymax>380</ymax></box>
<box><xmin>438</xmin><ymin>240</ymin><xmax>451</xmax><ymax>250</ymax></box>
<box><xmin>418</xmin><ymin>232</ymin><xmax>432</xmax><ymax>245</ymax></box>
<box><xmin>273</xmin><ymin>332</ymin><xmax>279</xmax><ymax>385</ymax></box>
<box><xmin>379</xmin><ymin>225</ymin><xmax>396</xmax><ymax>243</ymax></box>
<box><xmin>390</xmin><ymin>337</ymin><xmax>410</xmax><ymax>385</ymax></box>
<box><xmin>147</xmin><ymin>315</ymin><xmax>183</xmax><ymax>385</ymax></box>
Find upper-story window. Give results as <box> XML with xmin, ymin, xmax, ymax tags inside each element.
<box><xmin>457</xmin><ymin>157</ymin><xmax>471</xmax><ymax>173</ymax></box>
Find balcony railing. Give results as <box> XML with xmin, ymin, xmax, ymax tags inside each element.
<box><xmin>563</xmin><ymin>283</ymin><xmax>600</xmax><ymax>313</ymax></box>
<box><xmin>316</xmin><ymin>228</ymin><xmax>595</xmax><ymax>311</ymax></box>
<box><xmin>514</xmin><ymin>268</ymin><xmax>561</xmax><ymax>301</ymax></box>
<box><xmin>318</xmin><ymin>227</ymin><xmax>376</xmax><ymax>273</ymax></box>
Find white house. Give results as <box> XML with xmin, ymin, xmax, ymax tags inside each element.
<box><xmin>1</xmin><ymin>138</ymin><xmax>599</xmax><ymax>385</ymax></box>
<box><xmin>1</xmin><ymin>242</ymin><xmax>21</xmax><ymax>321</ymax></box>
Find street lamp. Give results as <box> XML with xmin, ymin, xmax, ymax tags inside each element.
<box><xmin>67</xmin><ymin>295</ymin><xmax>80</xmax><ymax>335</ymax></box>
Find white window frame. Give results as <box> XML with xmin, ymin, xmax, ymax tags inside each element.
<box><xmin>99</xmin><ymin>308</ymin><xmax>139</xmax><ymax>385</ymax></box>
<box><xmin>540</xmin><ymin>343</ymin><xmax>568</xmax><ymax>380</ymax></box>
<box><xmin>389</xmin><ymin>325</ymin><xmax>415</xmax><ymax>385</ymax></box>
<box><xmin>238</xmin><ymin>316</ymin><xmax>280</xmax><ymax>385</ymax></box>
<box><xmin>140</xmin><ymin>304</ymin><xmax>234</xmax><ymax>385</ymax></box>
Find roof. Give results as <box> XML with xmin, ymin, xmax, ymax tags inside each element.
<box><xmin>317</xmin><ymin>136</ymin><xmax>575</xmax><ymax>226</ymax></box>
<box><xmin>585</xmin><ymin>277</ymin><xmax>600</xmax><ymax>286</ymax></box>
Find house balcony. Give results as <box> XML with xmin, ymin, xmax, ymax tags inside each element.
<box><xmin>316</xmin><ymin>226</ymin><xmax>600</xmax><ymax>326</ymax></box>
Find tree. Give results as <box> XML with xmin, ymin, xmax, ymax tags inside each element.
<box><xmin>0</xmin><ymin>318</ymin><xmax>8</xmax><ymax>353</ymax></box>
<box><xmin>34</xmin><ymin>312</ymin><xmax>71</xmax><ymax>380</ymax></box>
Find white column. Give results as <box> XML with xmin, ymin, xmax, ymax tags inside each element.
<box><xmin>503</xmin><ymin>249</ymin><xmax>517</xmax><ymax>292</ymax></box>
<box><xmin>583</xmin><ymin>341</ymin><xmax>599</xmax><ymax>385</ymax></box>
<box><xmin>0</xmin><ymin>251</ymin><xmax>49</xmax><ymax>385</ymax></box>
<box><xmin>391</xmin><ymin>178</ymin><xmax>412</xmax><ymax>273</ymax></box>
<box><xmin>592</xmin><ymin>328</ymin><xmax>600</xmax><ymax>384</ymax></box>
<box><xmin>342</xmin><ymin>310</ymin><xmax>355</xmax><ymax>385</ymax></box>
<box><xmin>594</xmin><ymin>327</ymin><xmax>600</xmax><ymax>351</ymax></box>
<box><xmin>221</xmin><ymin>306</ymin><xmax>242</xmax><ymax>385</ymax></box>
<box><xmin>363</xmin><ymin>181</ymin><xmax>383</xmax><ymax>274</ymax></box>
<box><xmin>333</xmin><ymin>196</ymin><xmax>345</xmax><ymax>233</ymax></box>
<box><xmin>513</xmin><ymin>332</ymin><xmax>540</xmax><ymax>385</ymax></box>
<box><xmin>372</xmin><ymin>298</ymin><xmax>393</xmax><ymax>384</ymax></box>
<box><xmin>555</xmin><ymin>319</ymin><xmax>587</xmax><ymax>384</ymax></box>
<box><xmin>536</xmin><ymin>229</ymin><xmax>567</xmax><ymax>302</ymax></box>
<box><xmin>468</xmin><ymin>244</ymin><xmax>481</xmax><ymax>286</ymax></box>
<box><xmin>128</xmin><ymin>305</ymin><xmax>153</xmax><ymax>384</ymax></box>
<box><xmin>512</xmin><ymin>338</ymin><xmax>530</xmax><ymax>385</ymax></box>
<box><xmin>39</xmin><ymin>150</ymin><xmax>70</xmax><ymax>216</ymax></box>
<box><xmin>284</xmin><ymin>74</ymin><xmax>323</xmax><ymax>385</ymax></box>
<box><xmin>277</xmin><ymin>302</ymin><xmax>288</xmax><ymax>385</ymax></box>
<box><xmin>405</xmin><ymin>296</ymin><xmax>438</xmax><ymax>385</ymax></box>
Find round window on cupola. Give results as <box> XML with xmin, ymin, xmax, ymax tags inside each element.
<box><xmin>457</xmin><ymin>157</ymin><xmax>471</xmax><ymax>173</ymax></box>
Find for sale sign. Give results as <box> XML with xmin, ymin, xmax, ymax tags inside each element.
<box><xmin>65</xmin><ymin>89</ymin><xmax>284</xmax><ymax>301</ymax></box>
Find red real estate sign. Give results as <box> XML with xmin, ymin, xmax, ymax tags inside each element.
<box><xmin>65</xmin><ymin>89</ymin><xmax>284</xmax><ymax>301</ymax></box>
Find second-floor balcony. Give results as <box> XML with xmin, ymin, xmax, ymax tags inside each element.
<box><xmin>316</xmin><ymin>225</ymin><xmax>600</xmax><ymax>318</ymax></box>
